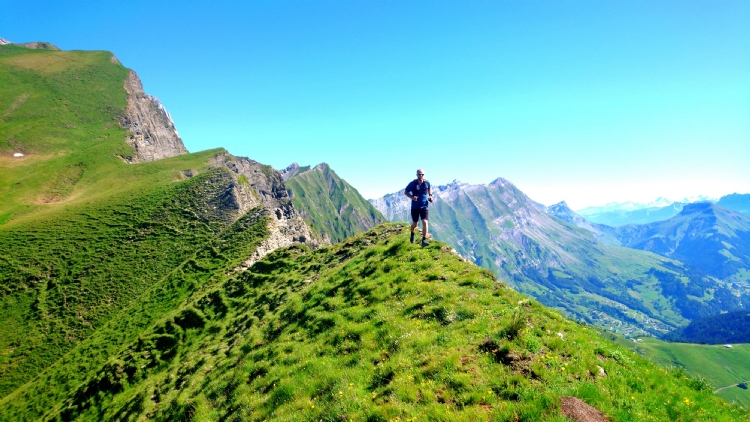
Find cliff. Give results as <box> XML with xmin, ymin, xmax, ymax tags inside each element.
<box><xmin>118</xmin><ymin>70</ymin><xmax>188</xmax><ymax>163</ymax></box>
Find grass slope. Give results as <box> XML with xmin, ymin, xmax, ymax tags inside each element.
<box><xmin>286</xmin><ymin>163</ymin><xmax>386</xmax><ymax>242</ymax></box>
<box><xmin>3</xmin><ymin>224</ymin><xmax>746</xmax><ymax>421</ymax></box>
<box><xmin>373</xmin><ymin>181</ymin><xmax>746</xmax><ymax>338</ymax></box>
<box><xmin>0</xmin><ymin>45</ymin><xmax>277</xmax><ymax>401</ymax></box>
<box><xmin>0</xmin><ymin>166</ymin><xmax>267</xmax><ymax>397</ymax></box>
<box><xmin>610</xmin><ymin>336</ymin><xmax>750</xmax><ymax>409</ymax></box>
<box><xmin>0</xmin><ymin>44</ymin><xmax>144</xmax><ymax>225</ymax></box>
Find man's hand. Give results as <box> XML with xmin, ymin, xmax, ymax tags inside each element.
<box><xmin>412</xmin><ymin>195</ymin><xmax>418</xmax><ymax>201</ymax></box>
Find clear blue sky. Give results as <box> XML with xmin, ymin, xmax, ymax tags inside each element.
<box><xmin>3</xmin><ymin>1</ymin><xmax>749</xmax><ymax>209</ymax></box>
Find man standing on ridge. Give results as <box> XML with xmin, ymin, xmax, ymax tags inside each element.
<box><xmin>405</xmin><ymin>168</ymin><xmax>433</xmax><ymax>247</ymax></box>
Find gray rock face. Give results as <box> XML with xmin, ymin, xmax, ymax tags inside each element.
<box><xmin>202</xmin><ymin>153</ymin><xmax>326</xmax><ymax>272</ymax></box>
<box><xmin>119</xmin><ymin>70</ymin><xmax>188</xmax><ymax>163</ymax></box>
<box><xmin>279</xmin><ymin>162</ymin><xmax>301</xmax><ymax>181</ymax></box>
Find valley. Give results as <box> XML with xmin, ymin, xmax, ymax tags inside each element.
<box><xmin>1</xmin><ymin>39</ymin><xmax>749</xmax><ymax>421</ymax></box>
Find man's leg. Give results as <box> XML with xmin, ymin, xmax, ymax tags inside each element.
<box><xmin>421</xmin><ymin>209</ymin><xmax>430</xmax><ymax>247</ymax></box>
<box><xmin>410</xmin><ymin>209</ymin><xmax>418</xmax><ymax>243</ymax></box>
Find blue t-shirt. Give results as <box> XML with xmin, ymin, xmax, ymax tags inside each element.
<box><xmin>405</xmin><ymin>179</ymin><xmax>431</xmax><ymax>209</ymax></box>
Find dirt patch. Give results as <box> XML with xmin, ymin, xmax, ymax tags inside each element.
<box><xmin>560</xmin><ymin>396</ymin><xmax>609</xmax><ymax>422</ymax></box>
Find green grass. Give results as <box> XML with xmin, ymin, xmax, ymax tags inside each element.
<box><xmin>285</xmin><ymin>163</ymin><xmax>386</xmax><ymax>242</ymax></box>
<box><xmin>3</xmin><ymin>224</ymin><xmax>746</xmax><ymax>421</ymax></box>
<box><xmin>612</xmin><ymin>336</ymin><xmax>750</xmax><ymax>408</ymax></box>
<box><xmin>0</xmin><ymin>44</ymin><xmax>223</xmax><ymax>227</ymax></box>
<box><xmin>0</xmin><ymin>166</ymin><xmax>269</xmax><ymax>396</ymax></box>
<box><xmin>0</xmin><ymin>45</ymin><xmax>271</xmax><ymax>401</ymax></box>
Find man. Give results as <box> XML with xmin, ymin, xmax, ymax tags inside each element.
<box><xmin>404</xmin><ymin>168</ymin><xmax>433</xmax><ymax>247</ymax></box>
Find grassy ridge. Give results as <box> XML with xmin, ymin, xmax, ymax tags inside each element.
<box><xmin>285</xmin><ymin>163</ymin><xmax>386</xmax><ymax>242</ymax></box>
<box><xmin>0</xmin><ymin>44</ymin><xmax>263</xmax><ymax>397</ymax></box>
<box><xmin>4</xmin><ymin>224</ymin><xmax>746</xmax><ymax>421</ymax></box>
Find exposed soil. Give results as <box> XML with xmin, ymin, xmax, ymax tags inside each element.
<box><xmin>560</xmin><ymin>396</ymin><xmax>609</xmax><ymax>422</ymax></box>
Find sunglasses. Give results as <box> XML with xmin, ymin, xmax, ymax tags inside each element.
<box><xmin>417</xmin><ymin>173</ymin><xmax>425</xmax><ymax>176</ymax></box>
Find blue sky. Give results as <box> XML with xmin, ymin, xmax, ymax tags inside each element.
<box><xmin>3</xmin><ymin>1</ymin><xmax>748</xmax><ymax>209</ymax></box>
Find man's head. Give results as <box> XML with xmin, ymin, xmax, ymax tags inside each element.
<box><xmin>416</xmin><ymin>168</ymin><xmax>425</xmax><ymax>181</ymax></box>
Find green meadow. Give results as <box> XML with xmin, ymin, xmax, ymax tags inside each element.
<box><xmin>615</xmin><ymin>336</ymin><xmax>750</xmax><ymax>409</ymax></box>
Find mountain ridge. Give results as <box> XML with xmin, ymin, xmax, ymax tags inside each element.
<box><xmin>371</xmin><ymin>178</ymin><xmax>746</xmax><ymax>337</ymax></box>
<box><xmin>283</xmin><ymin>162</ymin><xmax>386</xmax><ymax>242</ymax></box>
<box><xmin>616</xmin><ymin>202</ymin><xmax>750</xmax><ymax>282</ymax></box>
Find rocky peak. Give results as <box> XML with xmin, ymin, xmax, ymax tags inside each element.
<box><xmin>313</xmin><ymin>162</ymin><xmax>330</xmax><ymax>171</ymax></box>
<box><xmin>546</xmin><ymin>201</ymin><xmax>572</xmax><ymax>214</ymax></box>
<box><xmin>118</xmin><ymin>70</ymin><xmax>188</xmax><ymax>163</ymax></box>
<box><xmin>279</xmin><ymin>163</ymin><xmax>300</xmax><ymax>181</ymax></box>
<box><xmin>201</xmin><ymin>153</ymin><xmax>325</xmax><ymax>272</ymax></box>
<box><xmin>0</xmin><ymin>37</ymin><xmax>11</xmax><ymax>45</ymax></box>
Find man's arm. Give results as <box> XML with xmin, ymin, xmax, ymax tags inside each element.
<box><xmin>428</xmin><ymin>186</ymin><xmax>433</xmax><ymax>202</ymax></box>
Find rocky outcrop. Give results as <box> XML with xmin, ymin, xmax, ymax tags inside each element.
<box><xmin>0</xmin><ymin>37</ymin><xmax>11</xmax><ymax>45</ymax></box>
<box><xmin>202</xmin><ymin>153</ymin><xmax>325</xmax><ymax>272</ymax></box>
<box><xmin>119</xmin><ymin>70</ymin><xmax>188</xmax><ymax>163</ymax></box>
<box><xmin>18</xmin><ymin>42</ymin><xmax>60</xmax><ymax>50</ymax></box>
<box><xmin>279</xmin><ymin>162</ymin><xmax>306</xmax><ymax>181</ymax></box>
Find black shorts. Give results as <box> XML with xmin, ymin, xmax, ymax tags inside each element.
<box><xmin>411</xmin><ymin>208</ymin><xmax>428</xmax><ymax>222</ymax></box>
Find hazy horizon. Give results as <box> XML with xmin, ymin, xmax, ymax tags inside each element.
<box><xmin>3</xmin><ymin>1</ymin><xmax>748</xmax><ymax>209</ymax></box>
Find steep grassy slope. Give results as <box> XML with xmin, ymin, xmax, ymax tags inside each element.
<box><xmin>284</xmin><ymin>163</ymin><xmax>386</xmax><ymax>242</ymax></box>
<box><xmin>0</xmin><ymin>44</ymin><xmax>315</xmax><ymax>402</ymax></box>
<box><xmin>609</xmin><ymin>335</ymin><xmax>750</xmax><ymax>409</ymax></box>
<box><xmin>0</xmin><ymin>44</ymin><xmax>142</xmax><ymax>224</ymax></box>
<box><xmin>1</xmin><ymin>224</ymin><xmax>746</xmax><ymax>421</ymax></box>
<box><xmin>0</xmin><ymin>165</ymin><xmax>273</xmax><ymax>396</ymax></box>
<box><xmin>372</xmin><ymin>180</ymin><xmax>748</xmax><ymax>337</ymax></box>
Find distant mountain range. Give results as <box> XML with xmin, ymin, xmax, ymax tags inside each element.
<box><xmin>371</xmin><ymin>180</ymin><xmax>748</xmax><ymax>336</ymax></box>
<box><xmin>718</xmin><ymin>193</ymin><xmax>750</xmax><ymax>214</ymax></box>
<box><xmin>616</xmin><ymin>203</ymin><xmax>750</xmax><ymax>282</ymax></box>
<box><xmin>576</xmin><ymin>194</ymin><xmax>750</xmax><ymax>227</ymax></box>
